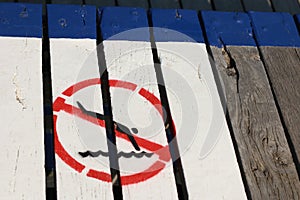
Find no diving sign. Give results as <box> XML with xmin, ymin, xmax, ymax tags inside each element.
<box><xmin>53</xmin><ymin>78</ymin><xmax>173</xmax><ymax>185</ymax></box>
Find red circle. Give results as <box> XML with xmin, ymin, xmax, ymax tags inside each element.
<box><xmin>53</xmin><ymin>78</ymin><xmax>172</xmax><ymax>185</ymax></box>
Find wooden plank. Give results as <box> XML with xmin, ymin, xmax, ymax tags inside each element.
<box><xmin>100</xmin><ymin>7</ymin><xmax>179</xmax><ymax>199</ymax></box>
<box><xmin>117</xmin><ymin>0</ymin><xmax>149</xmax><ymax>9</ymax></box>
<box><xmin>242</xmin><ymin>0</ymin><xmax>272</xmax><ymax>12</ymax></box>
<box><xmin>47</xmin><ymin>5</ymin><xmax>114</xmax><ymax>199</ymax></box>
<box><xmin>250</xmin><ymin>11</ymin><xmax>300</xmax><ymax>171</ymax></box>
<box><xmin>151</xmin><ymin>9</ymin><xmax>247</xmax><ymax>199</ymax></box>
<box><xmin>202</xmin><ymin>11</ymin><xmax>300</xmax><ymax>199</ymax></box>
<box><xmin>181</xmin><ymin>0</ymin><xmax>212</xmax><ymax>10</ymax></box>
<box><xmin>150</xmin><ymin>0</ymin><xmax>180</xmax><ymax>9</ymax></box>
<box><xmin>271</xmin><ymin>0</ymin><xmax>300</xmax><ymax>14</ymax></box>
<box><xmin>0</xmin><ymin>3</ymin><xmax>45</xmax><ymax>199</ymax></box>
<box><xmin>85</xmin><ymin>0</ymin><xmax>115</xmax><ymax>7</ymax></box>
<box><xmin>213</xmin><ymin>46</ymin><xmax>300</xmax><ymax>199</ymax></box>
<box><xmin>213</xmin><ymin>0</ymin><xmax>244</xmax><ymax>11</ymax></box>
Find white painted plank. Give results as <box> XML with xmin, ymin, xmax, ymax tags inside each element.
<box><xmin>50</xmin><ymin>38</ymin><xmax>114</xmax><ymax>200</ymax></box>
<box><xmin>156</xmin><ymin>42</ymin><xmax>247</xmax><ymax>199</ymax></box>
<box><xmin>151</xmin><ymin>9</ymin><xmax>247</xmax><ymax>199</ymax></box>
<box><xmin>0</xmin><ymin>36</ymin><xmax>45</xmax><ymax>200</ymax></box>
<box><xmin>0</xmin><ymin>3</ymin><xmax>45</xmax><ymax>199</ymax></box>
<box><xmin>100</xmin><ymin>7</ymin><xmax>178</xmax><ymax>199</ymax></box>
<box><xmin>48</xmin><ymin>5</ymin><xmax>114</xmax><ymax>199</ymax></box>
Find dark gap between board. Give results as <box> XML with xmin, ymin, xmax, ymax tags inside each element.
<box><xmin>248</xmin><ymin>17</ymin><xmax>300</xmax><ymax>179</ymax></box>
<box><xmin>96</xmin><ymin>9</ymin><xmax>124</xmax><ymax>200</ymax></box>
<box><xmin>294</xmin><ymin>15</ymin><xmax>300</xmax><ymax>35</ymax></box>
<box><xmin>209</xmin><ymin>0</ymin><xmax>217</xmax><ymax>10</ymax></box>
<box><xmin>147</xmin><ymin>10</ymin><xmax>189</xmax><ymax>200</ymax></box>
<box><xmin>268</xmin><ymin>0</ymin><xmax>276</xmax><ymax>11</ymax></box>
<box><xmin>178</xmin><ymin>0</ymin><xmax>183</xmax><ymax>9</ymax></box>
<box><xmin>197</xmin><ymin>11</ymin><xmax>252</xmax><ymax>200</ymax></box>
<box><xmin>249</xmin><ymin>41</ymin><xmax>300</xmax><ymax>180</ymax></box>
<box><xmin>42</xmin><ymin>0</ymin><xmax>57</xmax><ymax>199</ymax></box>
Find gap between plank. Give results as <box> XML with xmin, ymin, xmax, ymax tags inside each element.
<box><xmin>96</xmin><ymin>10</ymin><xmax>123</xmax><ymax>200</ymax></box>
<box><xmin>42</xmin><ymin>0</ymin><xmax>57</xmax><ymax>199</ymax></box>
<box><xmin>197</xmin><ymin>11</ymin><xmax>252</xmax><ymax>200</ymax></box>
<box><xmin>148</xmin><ymin>11</ymin><xmax>189</xmax><ymax>200</ymax></box>
<box><xmin>248</xmin><ymin>19</ymin><xmax>300</xmax><ymax>179</ymax></box>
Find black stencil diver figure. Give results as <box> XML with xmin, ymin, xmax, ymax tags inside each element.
<box><xmin>77</xmin><ymin>101</ymin><xmax>153</xmax><ymax>158</ymax></box>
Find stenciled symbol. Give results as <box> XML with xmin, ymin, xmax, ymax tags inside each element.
<box><xmin>53</xmin><ymin>78</ymin><xmax>173</xmax><ymax>185</ymax></box>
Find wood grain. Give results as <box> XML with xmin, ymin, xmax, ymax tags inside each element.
<box><xmin>271</xmin><ymin>0</ymin><xmax>300</xmax><ymax>14</ymax></box>
<box><xmin>259</xmin><ymin>46</ymin><xmax>300</xmax><ymax>172</ymax></box>
<box><xmin>242</xmin><ymin>0</ymin><xmax>273</xmax><ymax>11</ymax></box>
<box><xmin>210</xmin><ymin>45</ymin><xmax>300</xmax><ymax>199</ymax></box>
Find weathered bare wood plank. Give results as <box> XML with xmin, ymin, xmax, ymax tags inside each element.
<box><xmin>213</xmin><ymin>0</ymin><xmax>244</xmax><ymax>11</ymax></box>
<box><xmin>181</xmin><ymin>0</ymin><xmax>212</xmax><ymax>10</ymax></box>
<box><xmin>259</xmin><ymin>46</ymin><xmax>300</xmax><ymax>169</ymax></box>
<box><xmin>242</xmin><ymin>0</ymin><xmax>272</xmax><ymax>11</ymax></box>
<box><xmin>249</xmin><ymin>11</ymin><xmax>300</xmax><ymax>171</ymax></box>
<box><xmin>210</xmin><ymin>46</ymin><xmax>300</xmax><ymax>199</ymax></box>
<box><xmin>202</xmin><ymin>10</ymin><xmax>300</xmax><ymax>199</ymax></box>
<box><xmin>271</xmin><ymin>0</ymin><xmax>300</xmax><ymax>14</ymax></box>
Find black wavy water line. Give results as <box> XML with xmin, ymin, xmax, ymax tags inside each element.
<box><xmin>79</xmin><ymin>150</ymin><xmax>154</xmax><ymax>158</ymax></box>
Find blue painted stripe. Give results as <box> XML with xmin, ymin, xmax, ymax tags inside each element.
<box><xmin>99</xmin><ymin>7</ymin><xmax>149</xmax><ymax>41</ymax></box>
<box><xmin>150</xmin><ymin>9</ymin><xmax>204</xmax><ymax>43</ymax></box>
<box><xmin>0</xmin><ymin>3</ymin><xmax>42</xmax><ymax>38</ymax></box>
<box><xmin>249</xmin><ymin>12</ymin><xmax>300</xmax><ymax>47</ymax></box>
<box><xmin>201</xmin><ymin>11</ymin><xmax>256</xmax><ymax>47</ymax></box>
<box><xmin>47</xmin><ymin>4</ymin><xmax>96</xmax><ymax>39</ymax></box>
<box><xmin>99</xmin><ymin>7</ymin><xmax>150</xmax><ymax>41</ymax></box>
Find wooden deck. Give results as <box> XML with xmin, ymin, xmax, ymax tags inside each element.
<box><xmin>0</xmin><ymin>1</ymin><xmax>300</xmax><ymax>200</ymax></box>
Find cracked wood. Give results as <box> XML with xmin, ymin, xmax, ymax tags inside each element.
<box><xmin>259</xmin><ymin>46</ymin><xmax>300</xmax><ymax>172</ymax></box>
<box><xmin>210</xmin><ymin>46</ymin><xmax>300</xmax><ymax>199</ymax></box>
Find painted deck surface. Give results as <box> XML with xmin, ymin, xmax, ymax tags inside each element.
<box><xmin>100</xmin><ymin>7</ymin><xmax>179</xmax><ymax>200</ymax></box>
<box><xmin>48</xmin><ymin>5</ymin><xmax>114</xmax><ymax>200</ymax></box>
<box><xmin>151</xmin><ymin>9</ymin><xmax>246</xmax><ymax>199</ymax></box>
<box><xmin>0</xmin><ymin>1</ymin><xmax>300</xmax><ymax>200</ymax></box>
<box><xmin>202</xmin><ymin>10</ymin><xmax>300</xmax><ymax>199</ymax></box>
<box><xmin>0</xmin><ymin>3</ymin><xmax>45</xmax><ymax>200</ymax></box>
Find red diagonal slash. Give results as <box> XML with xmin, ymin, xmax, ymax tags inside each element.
<box><xmin>54</xmin><ymin>97</ymin><xmax>170</xmax><ymax>162</ymax></box>
<box><xmin>53</xmin><ymin>79</ymin><xmax>173</xmax><ymax>185</ymax></box>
